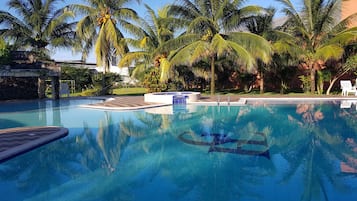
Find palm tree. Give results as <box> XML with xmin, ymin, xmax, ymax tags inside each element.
<box><xmin>159</xmin><ymin>0</ymin><xmax>272</xmax><ymax>95</ymax></box>
<box><xmin>0</xmin><ymin>0</ymin><xmax>76</xmax><ymax>59</ymax></box>
<box><xmin>245</xmin><ymin>8</ymin><xmax>276</xmax><ymax>93</ymax></box>
<box><xmin>71</xmin><ymin>0</ymin><xmax>140</xmax><ymax>69</ymax></box>
<box><xmin>69</xmin><ymin>0</ymin><xmax>140</xmax><ymax>94</ymax></box>
<box><xmin>119</xmin><ymin>4</ymin><xmax>181</xmax><ymax>82</ymax></box>
<box><xmin>277</xmin><ymin>0</ymin><xmax>357</xmax><ymax>94</ymax></box>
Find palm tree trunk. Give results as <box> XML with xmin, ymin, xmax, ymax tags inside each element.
<box><xmin>210</xmin><ymin>56</ymin><xmax>215</xmax><ymax>95</ymax></box>
<box><xmin>260</xmin><ymin>70</ymin><xmax>264</xmax><ymax>94</ymax></box>
<box><xmin>100</xmin><ymin>57</ymin><xmax>111</xmax><ymax>95</ymax></box>
<box><xmin>310</xmin><ymin>67</ymin><xmax>316</xmax><ymax>94</ymax></box>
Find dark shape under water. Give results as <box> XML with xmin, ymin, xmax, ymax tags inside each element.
<box><xmin>178</xmin><ymin>132</ymin><xmax>270</xmax><ymax>159</ymax></box>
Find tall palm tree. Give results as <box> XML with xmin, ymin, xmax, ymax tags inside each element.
<box><xmin>69</xmin><ymin>0</ymin><xmax>140</xmax><ymax>72</ymax></box>
<box><xmin>246</xmin><ymin>8</ymin><xmax>276</xmax><ymax>93</ymax></box>
<box><xmin>0</xmin><ymin>0</ymin><xmax>76</xmax><ymax>58</ymax></box>
<box><xmin>119</xmin><ymin>4</ymin><xmax>181</xmax><ymax>82</ymax></box>
<box><xmin>69</xmin><ymin>0</ymin><xmax>140</xmax><ymax>94</ymax></box>
<box><xmin>278</xmin><ymin>0</ymin><xmax>357</xmax><ymax>94</ymax></box>
<box><xmin>159</xmin><ymin>0</ymin><xmax>272</xmax><ymax>95</ymax></box>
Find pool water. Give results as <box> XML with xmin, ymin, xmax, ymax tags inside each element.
<box><xmin>1</xmin><ymin>99</ymin><xmax>357</xmax><ymax>201</ymax></box>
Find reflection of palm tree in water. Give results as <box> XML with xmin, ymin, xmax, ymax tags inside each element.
<box><xmin>283</xmin><ymin>103</ymin><xmax>354</xmax><ymax>201</ymax></box>
<box><xmin>116</xmin><ymin>107</ymin><xmax>275</xmax><ymax>201</ymax></box>
<box><xmin>171</xmin><ymin>106</ymin><xmax>274</xmax><ymax>200</ymax></box>
<box><xmin>78</xmin><ymin>112</ymin><xmax>131</xmax><ymax>174</ymax></box>
<box><xmin>291</xmin><ymin>104</ymin><xmax>324</xmax><ymax>125</ymax></box>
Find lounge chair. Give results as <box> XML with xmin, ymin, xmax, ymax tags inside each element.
<box><xmin>340</xmin><ymin>80</ymin><xmax>357</xmax><ymax>96</ymax></box>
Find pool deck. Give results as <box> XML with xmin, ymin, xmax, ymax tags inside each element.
<box><xmin>82</xmin><ymin>95</ymin><xmax>357</xmax><ymax>110</ymax></box>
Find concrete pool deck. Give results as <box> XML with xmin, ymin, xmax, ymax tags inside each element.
<box><xmin>82</xmin><ymin>95</ymin><xmax>357</xmax><ymax>110</ymax></box>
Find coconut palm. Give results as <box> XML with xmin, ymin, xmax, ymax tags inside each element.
<box><xmin>277</xmin><ymin>0</ymin><xmax>357</xmax><ymax>94</ymax></box>
<box><xmin>68</xmin><ymin>0</ymin><xmax>140</xmax><ymax>94</ymax></box>
<box><xmin>245</xmin><ymin>8</ymin><xmax>276</xmax><ymax>93</ymax></box>
<box><xmin>0</xmin><ymin>0</ymin><xmax>76</xmax><ymax>59</ymax></box>
<box><xmin>159</xmin><ymin>0</ymin><xmax>272</xmax><ymax>95</ymax></box>
<box><xmin>119</xmin><ymin>4</ymin><xmax>182</xmax><ymax>82</ymax></box>
<box><xmin>69</xmin><ymin>0</ymin><xmax>140</xmax><ymax>71</ymax></box>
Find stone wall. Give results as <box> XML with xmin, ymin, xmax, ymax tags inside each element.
<box><xmin>0</xmin><ymin>77</ymin><xmax>38</xmax><ymax>100</ymax></box>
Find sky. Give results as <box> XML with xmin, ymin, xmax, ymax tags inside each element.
<box><xmin>0</xmin><ymin>0</ymin><xmax>298</xmax><ymax>63</ymax></box>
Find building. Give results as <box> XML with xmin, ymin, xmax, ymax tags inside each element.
<box><xmin>341</xmin><ymin>0</ymin><xmax>357</xmax><ymax>27</ymax></box>
<box><xmin>0</xmin><ymin>51</ymin><xmax>61</xmax><ymax>100</ymax></box>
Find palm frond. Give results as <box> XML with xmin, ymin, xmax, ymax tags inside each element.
<box><xmin>328</xmin><ymin>27</ymin><xmax>357</xmax><ymax>46</ymax></box>
<box><xmin>315</xmin><ymin>44</ymin><xmax>344</xmax><ymax>61</ymax></box>
<box><xmin>169</xmin><ymin>40</ymin><xmax>207</xmax><ymax>66</ymax></box>
<box><xmin>211</xmin><ymin>33</ymin><xmax>231</xmax><ymax>58</ymax></box>
<box><xmin>119</xmin><ymin>51</ymin><xmax>149</xmax><ymax>67</ymax></box>
<box><xmin>66</xmin><ymin>4</ymin><xmax>96</xmax><ymax>16</ymax></box>
<box><xmin>226</xmin><ymin>40</ymin><xmax>256</xmax><ymax>71</ymax></box>
<box><xmin>228</xmin><ymin>32</ymin><xmax>272</xmax><ymax>63</ymax></box>
<box><xmin>331</xmin><ymin>12</ymin><xmax>357</xmax><ymax>34</ymax></box>
<box><xmin>155</xmin><ymin>33</ymin><xmax>201</xmax><ymax>56</ymax></box>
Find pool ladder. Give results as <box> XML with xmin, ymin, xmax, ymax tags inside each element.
<box><xmin>216</xmin><ymin>95</ymin><xmax>230</xmax><ymax>105</ymax></box>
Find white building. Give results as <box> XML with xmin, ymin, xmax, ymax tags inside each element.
<box><xmin>56</xmin><ymin>60</ymin><xmax>138</xmax><ymax>85</ymax></box>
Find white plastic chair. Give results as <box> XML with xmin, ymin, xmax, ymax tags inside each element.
<box><xmin>340</xmin><ymin>80</ymin><xmax>357</xmax><ymax>96</ymax></box>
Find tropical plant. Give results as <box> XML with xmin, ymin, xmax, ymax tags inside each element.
<box><xmin>277</xmin><ymin>0</ymin><xmax>357</xmax><ymax>94</ymax></box>
<box><xmin>0</xmin><ymin>38</ymin><xmax>10</xmax><ymax>64</ymax></box>
<box><xmin>119</xmin><ymin>4</ymin><xmax>182</xmax><ymax>83</ymax></box>
<box><xmin>0</xmin><ymin>0</ymin><xmax>76</xmax><ymax>59</ymax></box>
<box><xmin>61</xmin><ymin>66</ymin><xmax>94</xmax><ymax>91</ymax></box>
<box><xmin>142</xmin><ymin>67</ymin><xmax>166</xmax><ymax>92</ymax></box>
<box><xmin>159</xmin><ymin>0</ymin><xmax>272</xmax><ymax>95</ymax></box>
<box><xmin>245</xmin><ymin>7</ymin><xmax>276</xmax><ymax>93</ymax></box>
<box><xmin>69</xmin><ymin>0</ymin><xmax>140</xmax><ymax>94</ymax></box>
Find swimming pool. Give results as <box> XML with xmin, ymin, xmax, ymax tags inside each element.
<box><xmin>0</xmin><ymin>99</ymin><xmax>357</xmax><ymax>201</ymax></box>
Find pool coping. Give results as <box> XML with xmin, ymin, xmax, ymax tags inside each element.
<box><xmin>79</xmin><ymin>96</ymin><xmax>357</xmax><ymax>110</ymax></box>
<box><xmin>81</xmin><ymin>103</ymin><xmax>172</xmax><ymax>111</ymax></box>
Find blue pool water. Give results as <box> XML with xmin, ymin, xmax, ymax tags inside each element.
<box><xmin>1</xmin><ymin>99</ymin><xmax>357</xmax><ymax>201</ymax></box>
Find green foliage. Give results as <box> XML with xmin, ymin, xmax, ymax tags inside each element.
<box><xmin>143</xmin><ymin>67</ymin><xmax>166</xmax><ymax>92</ymax></box>
<box><xmin>61</xmin><ymin>66</ymin><xmax>121</xmax><ymax>95</ymax></box>
<box><xmin>61</xmin><ymin>66</ymin><xmax>93</xmax><ymax>91</ymax></box>
<box><xmin>298</xmin><ymin>75</ymin><xmax>311</xmax><ymax>93</ymax></box>
<box><xmin>278</xmin><ymin>0</ymin><xmax>357</xmax><ymax>93</ymax></box>
<box><xmin>316</xmin><ymin>70</ymin><xmax>331</xmax><ymax>95</ymax></box>
<box><xmin>164</xmin><ymin>0</ymin><xmax>272</xmax><ymax>95</ymax></box>
<box><xmin>345</xmin><ymin>54</ymin><xmax>357</xmax><ymax>70</ymax></box>
<box><xmin>0</xmin><ymin>0</ymin><xmax>75</xmax><ymax>58</ymax></box>
<box><xmin>0</xmin><ymin>39</ymin><xmax>10</xmax><ymax>65</ymax></box>
<box><xmin>92</xmin><ymin>72</ymin><xmax>121</xmax><ymax>95</ymax></box>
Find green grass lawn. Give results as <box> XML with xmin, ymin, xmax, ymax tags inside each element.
<box><xmin>112</xmin><ymin>87</ymin><xmax>147</xmax><ymax>96</ymax></box>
